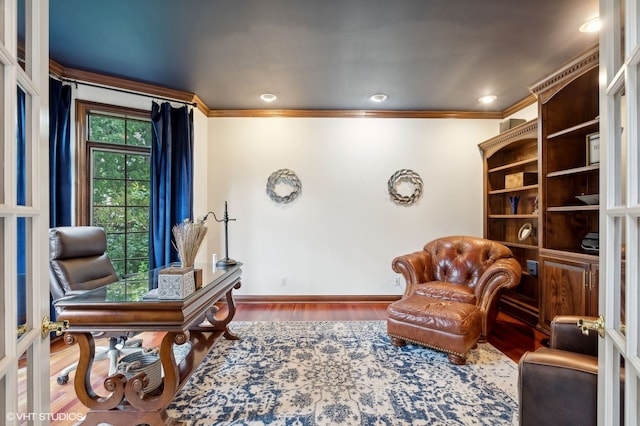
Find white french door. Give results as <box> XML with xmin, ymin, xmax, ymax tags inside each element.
<box><xmin>0</xmin><ymin>0</ymin><xmax>51</xmax><ymax>424</ymax></box>
<box><xmin>599</xmin><ymin>0</ymin><xmax>640</xmax><ymax>424</ymax></box>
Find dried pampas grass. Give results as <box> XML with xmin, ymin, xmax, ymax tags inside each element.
<box><xmin>172</xmin><ymin>218</ymin><xmax>208</xmax><ymax>267</ymax></box>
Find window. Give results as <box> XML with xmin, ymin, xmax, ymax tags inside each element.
<box><xmin>76</xmin><ymin>101</ymin><xmax>152</xmax><ymax>276</ymax></box>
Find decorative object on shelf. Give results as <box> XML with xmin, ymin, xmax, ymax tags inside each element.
<box><xmin>505</xmin><ymin>172</ymin><xmax>537</xmax><ymax>189</ymax></box>
<box><xmin>518</xmin><ymin>223</ymin><xmax>534</xmax><ymax>242</ymax></box>
<box><xmin>388</xmin><ymin>169</ymin><xmax>423</xmax><ymax>206</ymax></box>
<box><xmin>266</xmin><ymin>169</ymin><xmax>302</xmax><ymax>203</ymax></box>
<box><xmin>499</xmin><ymin>118</ymin><xmax>526</xmax><ymax>133</ymax></box>
<box><xmin>528</xmin><ymin>196</ymin><xmax>539</xmax><ymax>214</ymax></box>
<box><xmin>580</xmin><ymin>232</ymin><xmax>599</xmax><ymax>252</ymax></box>
<box><xmin>202</xmin><ymin>201</ymin><xmax>238</xmax><ymax>267</ymax></box>
<box><xmin>576</xmin><ymin>193</ymin><xmax>600</xmax><ymax>205</ymax></box>
<box><xmin>586</xmin><ymin>132</ymin><xmax>600</xmax><ymax>165</ymax></box>
<box><xmin>508</xmin><ymin>196</ymin><xmax>520</xmax><ymax>214</ymax></box>
<box><xmin>157</xmin><ymin>265</ymin><xmax>195</xmax><ymax>299</ymax></box>
<box><xmin>172</xmin><ymin>217</ymin><xmax>209</xmax><ymax>268</ymax></box>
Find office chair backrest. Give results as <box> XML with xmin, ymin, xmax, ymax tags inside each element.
<box><xmin>49</xmin><ymin>226</ymin><xmax>119</xmax><ymax>301</ymax></box>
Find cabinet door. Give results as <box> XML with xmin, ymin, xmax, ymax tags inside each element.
<box><xmin>539</xmin><ymin>256</ymin><xmax>588</xmax><ymax>331</ymax></box>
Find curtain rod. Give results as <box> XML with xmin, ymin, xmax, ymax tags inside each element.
<box><xmin>57</xmin><ymin>76</ymin><xmax>197</xmax><ymax>107</ymax></box>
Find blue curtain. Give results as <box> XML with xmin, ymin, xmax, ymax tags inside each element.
<box><xmin>49</xmin><ymin>78</ymin><xmax>72</xmax><ymax>227</ymax></box>
<box><xmin>149</xmin><ymin>102</ymin><xmax>194</xmax><ymax>269</ymax></box>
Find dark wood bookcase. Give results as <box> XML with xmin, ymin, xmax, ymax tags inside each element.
<box><xmin>480</xmin><ymin>45</ymin><xmax>600</xmax><ymax>333</ymax></box>
<box><xmin>531</xmin><ymin>45</ymin><xmax>600</xmax><ymax>333</ymax></box>
<box><xmin>479</xmin><ymin>120</ymin><xmax>539</xmax><ymax>326</ymax></box>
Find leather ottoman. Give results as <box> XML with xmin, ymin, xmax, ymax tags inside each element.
<box><xmin>387</xmin><ymin>295</ymin><xmax>482</xmax><ymax>364</ymax></box>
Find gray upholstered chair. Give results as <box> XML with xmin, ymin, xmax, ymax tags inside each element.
<box><xmin>49</xmin><ymin>226</ymin><xmax>142</xmax><ymax>385</ymax></box>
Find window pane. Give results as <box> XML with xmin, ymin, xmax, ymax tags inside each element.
<box><xmin>94</xmin><ymin>206</ymin><xmax>125</xmax><ymax>232</ymax></box>
<box><xmin>107</xmin><ymin>232</ymin><xmax>124</xmax><ymax>255</ymax></box>
<box><xmin>89</xmin><ymin>114</ymin><xmax>125</xmax><ymax>144</ymax></box>
<box><xmin>94</xmin><ymin>178</ymin><xmax>125</xmax><ymax>207</ymax></box>
<box><xmin>127</xmin><ymin>119</ymin><xmax>152</xmax><ymax>147</ymax></box>
<box><xmin>126</xmin><ymin>154</ymin><xmax>150</xmax><ymax>180</ymax></box>
<box><xmin>128</xmin><ymin>207</ymin><xmax>149</xmax><ymax>232</ymax></box>
<box><xmin>126</xmin><ymin>180</ymin><xmax>149</xmax><ymax>206</ymax></box>
<box><xmin>94</xmin><ymin>150</ymin><xmax>125</xmax><ymax>179</ymax></box>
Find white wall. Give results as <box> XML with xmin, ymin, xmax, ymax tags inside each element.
<box><xmin>205</xmin><ymin>117</ymin><xmax>501</xmax><ymax>296</ymax></box>
<box><xmin>71</xmin><ymin>84</ymin><xmax>536</xmax><ymax>296</ymax></box>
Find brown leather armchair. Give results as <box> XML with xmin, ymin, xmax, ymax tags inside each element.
<box><xmin>391</xmin><ymin>235</ymin><xmax>522</xmax><ymax>341</ymax></box>
<box><xmin>518</xmin><ymin>315</ymin><xmax>599</xmax><ymax>426</ymax></box>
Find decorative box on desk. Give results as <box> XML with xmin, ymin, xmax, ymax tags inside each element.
<box><xmin>158</xmin><ymin>265</ymin><xmax>195</xmax><ymax>299</ymax></box>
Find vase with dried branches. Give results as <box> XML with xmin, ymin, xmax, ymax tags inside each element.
<box><xmin>172</xmin><ymin>218</ymin><xmax>208</xmax><ymax>268</ymax></box>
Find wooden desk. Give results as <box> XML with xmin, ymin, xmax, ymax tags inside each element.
<box><xmin>56</xmin><ymin>263</ymin><xmax>243</xmax><ymax>426</ymax></box>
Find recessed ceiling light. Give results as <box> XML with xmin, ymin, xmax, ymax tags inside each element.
<box><xmin>260</xmin><ymin>93</ymin><xmax>277</xmax><ymax>102</ymax></box>
<box><xmin>579</xmin><ymin>17</ymin><xmax>601</xmax><ymax>33</ymax></box>
<box><xmin>478</xmin><ymin>95</ymin><xmax>497</xmax><ymax>104</ymax></box>
<box><xmin>370</xmin><ymin>93</ymin><xmax>388</xmax><ymax>102</ymax></box>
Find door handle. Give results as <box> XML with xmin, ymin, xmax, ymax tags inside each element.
<box><xmin>41</xmin><ymin>316</ymin><xmax>69</xmax><ymax>338</ymax></box>
<box><xmin>577</xmin><ymin>315</ymin><xmax>605</xmax><ymax>338</ymax></box>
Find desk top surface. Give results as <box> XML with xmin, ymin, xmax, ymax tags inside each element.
<box><xmin>56</xmin><ymin>263</ymin><xmax>243</xmax><ymax>331</ymax></box>
<box><xmin>57</xmin><ymin>263</ymin><xmax>242</xmax><ymax>306</ymax></box>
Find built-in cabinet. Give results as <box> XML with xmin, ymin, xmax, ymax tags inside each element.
<box><xmin>480</xmin><ymin>45</ymin><xmax>600</xmax><ymax>333</ymax></box>
<box><xmin>538</xmin><ymin>251</ymin><xmax>599</xmax><ymax>330</ymax></box>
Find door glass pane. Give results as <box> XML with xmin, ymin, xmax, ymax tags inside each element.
<box><xmin>614</xmin><ymin>90</ymin><xmax>627</xmax><ymax>206</ymax></box>
<box><xmin>16</xmin><ymin>349</ymin><xmax>28</xmax><ymax>425</ymax></box>
<box><xmin>17</xmin><ymin>0</ymin><xmax>25</xmax><ymax>71</ymax></box>
<box><xmin>614</xmin><ymin>216</ymin><xmax>626</xmax><ymax>333</ymax></box>
<box><xmin>17</xmin><ymin>216</ymin><xmax>27</xmax><ymax>342</ymax></box>
<box><xmin>17</xmin><ymin>87</ymin><xmax>26</xmax><ymax>206</ymax></box>
<box><xmin>0</xmin><ymin>217</ymin><xmax>4</xmax><ymax>356</ymax></box>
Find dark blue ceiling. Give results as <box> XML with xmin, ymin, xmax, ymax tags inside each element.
<box><xmin>48</xmin><ymin>0</ymin><xmax>599</xmax><ymax>111</ymax></box>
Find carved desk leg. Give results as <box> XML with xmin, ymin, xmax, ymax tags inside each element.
<box><xmin>63</xmin><ymin>332</ymin><xmax>127</xmax><ymax>411</ymax></box>
<box><xmin>81</xmin><ymin>331</ymin><xmax>190</xmax><ymax>426</ymax></box>
<box><xmin>204</xmin><ymin>281</ymin><xmax>241</xmax><ymax>340</ymax></box>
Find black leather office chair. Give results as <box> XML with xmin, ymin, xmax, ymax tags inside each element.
<box><xmin>49</xmin><ymin>226</ymin><xmax>142</xmax><ymax>385</ymax></box>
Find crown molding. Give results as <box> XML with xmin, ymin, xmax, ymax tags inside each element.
<box><xmin>50</xmin><ymin>59</ymin><xmax>538</xmax><ymax>120</ymax></box>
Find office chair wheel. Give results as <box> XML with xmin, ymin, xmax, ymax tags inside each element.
<box><xmin>57</xmin><ymin>375</ymin><xmax>69</xmax><ymax>385</ymax></box>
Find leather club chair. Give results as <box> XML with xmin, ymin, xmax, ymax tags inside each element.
<box><xmin>49</xmin><ymin>226</ymin><xmax>142</xmax><ymax>385</ymax></box>
<box><xmin>518</xmin><ymin>315</ymin><xmax>599</xmax><ymax>426</ymax></box>
<box><xmin>391</xmin><ymin>235</ymin><xmax>522</xmax><ymax>342</ymax></box>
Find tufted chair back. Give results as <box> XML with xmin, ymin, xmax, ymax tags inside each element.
<box><xmin>423</xmin><ymin>236</ymin><xmax>514</xmax><ymax>287</ymax></box>
<box><xmin>392</xmin><ymin>235</ymin><xmax>521</xmax><ymax>340</ymax></box>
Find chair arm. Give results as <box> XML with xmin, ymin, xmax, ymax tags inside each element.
<box><xmin>518</xmin><ymin>348</ymin><xmax>598</xmax><ymax>426</ymax></box>
<box><xmin>473</xmin><ymin>257</ymin><xmax>522</xmax><ymax>311</ymax></box>
<box><xmin>550</xmin><ymin>315</ymin><xmax>599</xmax><ymax>356</ymax></box>
<box><xmin>391</xmin><ymin>250</ymin><xmax>432</xmax><ymax>296</ymax></box>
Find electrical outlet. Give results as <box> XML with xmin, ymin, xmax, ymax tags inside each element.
<box><xmin>394</xmin><ymin>277</ymin><xmax>401</xmax><ymax>287</ymax></box>
<box><xmin>281</xmin><ymin>277</ymin><xmax>287</xmax><ymax>287</ymax></box>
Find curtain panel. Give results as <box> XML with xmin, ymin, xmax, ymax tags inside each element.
<box><xmin>49</xmin><ymin>78</ymin><xmax>73</xmax><ymax>227</ymax></box>
<box><xmin>149</xmin><ymin>102</ymin><xmax>194</xmax><ymax>269</ymax></box>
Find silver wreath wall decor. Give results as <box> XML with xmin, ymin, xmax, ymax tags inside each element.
<box><xmin>388</xmin><ymin>169</ymin><xmax>424</xmax><ymax>206</ymax></box>
<box><xmin>266</xmin><ymin>169</ymin><xmax>302</xmax><ymax>203</ymax></box>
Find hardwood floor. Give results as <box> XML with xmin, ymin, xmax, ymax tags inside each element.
<box><xmin>46</xmin><ymin>303</ymin><xmax>546</xmax><ymax>425</ymax></box>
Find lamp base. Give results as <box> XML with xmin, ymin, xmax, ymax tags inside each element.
<box><xmin>216</xmin><ymin>258</ymin><xmax>238</xmax><ymax>267</ymax></box>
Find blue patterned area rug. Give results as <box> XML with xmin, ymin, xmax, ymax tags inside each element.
<box><xmin>167</xmin><ymin>321</ymin><xmax>518</xmax><ymax>425</ymax></box>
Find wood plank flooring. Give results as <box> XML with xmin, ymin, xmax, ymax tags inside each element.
<box><xmin>46</xmin><ymin>303</ymin><xmax>546</xmax><ymax>425</ymax></box>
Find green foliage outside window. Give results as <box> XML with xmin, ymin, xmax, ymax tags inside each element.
<box><xmin>89</xmin><ymin>112</ymin><xmax>152</xmax><ymax>277</ymax></box>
